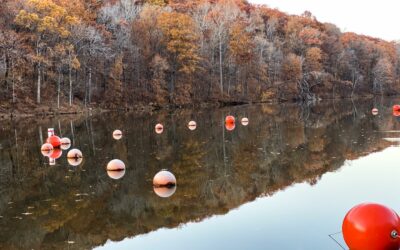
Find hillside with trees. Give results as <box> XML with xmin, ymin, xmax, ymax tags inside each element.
<box><xmin>1</xmin><ymin>0</ymin><xmax>400</xmax><ymax>112</ymax></box>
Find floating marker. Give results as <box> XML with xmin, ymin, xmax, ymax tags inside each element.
<box><xmin>153</xmin><ymin>170</ymin><xmax>176</xmax><ymax>198</ymax></box>
<box><xmin>67</xmin><ymin>149</ymin><xmax>83</xmax><ymax>159</ymax></box>
<box><xmin>106</xmin><ymin>159</ymin><xmax>126</xmax><ymax>180</ymax></box>
<box><xmin>241</xmin><ymin>117</ymin><xmax>249</xmax><ymax>126</ymax></box>
<box><xmin>60</xmin><ymin>138</ymin><xmax>71</xmax><ymax>150</ymax></box>
<box><xmin>49</xmin><ymin>149</ymin><xmax>62</xmax><ymax>160</ymax></box>
<box><xmin>225</xmin><ymin>123</ymin><xmax>235</xmax><ymax>131</ymax></box>
<box><xmin>41</xmin><ymin>143</ymin><xmax>54</xmax><ymax>157</ymax></box>
<box><xmin>46</xmin><ymin>136</ymin><xmax>61</xmax><ymax>148</ymax></box>
<box><xmin>107</xmin><ymin>169</ymin><xmax>126</xmax><ymax>180</ymax></box>
<box><xmin>153</xmin><ymin>170</ymin><xmax>176</xmax><ymax>187</ymax></box>
<box><xmin>372</xmin><ymin>108</ymin><xmax>379</xmax><ymax>115</ymax></box>
<box><xmin>155</xmin><ymin>123</ymin><xmax>164</xmax><ymax>134</ymax></box>
<box><xmin>154</xmin><ymin>185</ymin><xmax>176</xmax><ymax>198</ymax></box>
<box><xmin>188</xmin><ymin>121</ymin><xmax>197</xmax><ymax>131</ymax></box>
<box><xmin>342</xmin><ymin>203</ymin><xmax>400</xmax><ymax>250</ymax></box>
<box><xmin>225</xmin><ymin>115</ymin><xmax>235</xmax><ymax>125</ymax></box>
<box><xmin>67</xmin><ymin>157</ymin><xmax>83</xmax><ymax>167</ymax></box>
<box><xmin>113</xmin><ymin>130</ymin><xmax>122</xmax><ymax>140</ymax></box>
<box><xmin>393</xmin><ymin>105</ymin><xmax>400</xmax><ymax>112</ymax></box>
<box><xmin>107</xmin><ymin>159</ymin><xmax>125</xmax><ymax>171</ymax></box>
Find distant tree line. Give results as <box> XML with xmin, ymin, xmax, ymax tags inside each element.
<box><xmin>1</xmin><ymin>0</ymin><xmax>400</xmax><ymax>109</ymax></box>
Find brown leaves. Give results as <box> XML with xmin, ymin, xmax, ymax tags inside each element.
<box><xmin>157</xmin><ymin>12</ymin><xmax>201</xmax><ymax>74</ymax></box>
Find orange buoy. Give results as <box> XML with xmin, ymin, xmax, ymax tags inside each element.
<box><xmin>241</xmin><ymin>117</ymin><xmax>249</xmax><ymax>126</ymax></box>
<box><xmin>67</xmin><ymin>157</ymin><xmax>83</xmax><ymax>167</ymax></box>
<box><xmin>188</xmin><ymin>121</ymin><xmax>197</xmax><ymax>131</ymax></box>
<box><xmin>46</xmin><ymin>135</ymin><xmax>61</xmax><ymax>148</ymax></box>
<box><xmin>67</xmin><ymin>149</ymin><xmax>83</xmax><ymax>159</ymax></box>
<box><xmin>393</xmin><ymin>105</ymin><xmax>400</xmax><ymax>112</ymax></box>
<box><xmin>153</xmin><ymin>170</ymin><xmax>176</xmax><ymax>198</ymax></box>
<box><xmin>155</xmin><ymin>123</ymin><xmax>164</xmax><ymax>134</ymax></box>
<box><xmin>225</xmin><ymin>115</ymin><xmax>235</xmax><ymax>125</ymax></box>
<box><xmin>113</xmin><ymin>130</ymin><xmax>122</xmax><ymax>140</ymax></box>
<box><xmin>41</xmin><ymin>143</ymin><xmax>54</xmax><ymax>157</ymax></box>
<box><xmin>225</xmin><ymin>123</ymin><xmax>235</xmax><ymax>131</ymax></box>
<box><xmin>342</xmin><ymin>203</ymin><xmax>400</xmax><ymax>250</ymax></box>
<box><xmin>49</xmin><ymin>149</ymin><xmax>62</xmax><ymax>160</ymax></box>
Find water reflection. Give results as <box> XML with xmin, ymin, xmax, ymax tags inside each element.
<box><xmin>0</xmin><ymin>99</ymin><xmax>399</xmax><ymax>249</ymax></box>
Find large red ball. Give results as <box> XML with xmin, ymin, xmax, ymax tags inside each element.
<box><xmin>46</xmin><ymin>136</ymin><xmax>61</xmax><ymax>148</ymax></box>
<box><xmin>225</xmin><ymin>115</ymin><xmax>235</xmax><ymax>125</ymax></box>
<box><xmin>342</xmin><ymin>203</ymin><xmax>400</xmax><ymax>250</ymax></box>
<box><xmin>393</xmin><ymin>105</ymin><xmax>400</xmax><ymax>112</ymax></box>
<box><xmin>49</xmin><ymin>149</ymin><xmax>62</xmax><ymax>160</ymax></box>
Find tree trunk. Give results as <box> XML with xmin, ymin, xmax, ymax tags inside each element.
<box><xmin>57</xmin><ymin>70</ymin><xmax>62</xmax><ymax>109</ymax></box>
<box><xmin>69</xmin><ymin>55</ymin><xmax>73</xmax><ymax>107</ymax></box>
<box><xmin>37</xmin><ymin>63</ymin><xmax>41</xmax><ymax>104</ymax></box>
<box><xmin>88</xmin><ymin>67</ymin><xmax>92</xmax><ymax>104</ymax></box>
<box><xmin>219</xmin><ymin>36</ymin><xmax>223</xmax><ymax>93</ymax></box>
<box><xmin>11</xmin><ymin>59</ymin><xmax>15</xmax><ymax>103</ymax></box>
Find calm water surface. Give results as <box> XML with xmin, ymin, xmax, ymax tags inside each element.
<box><xmin>1</xmin><ymin>99</ymin><xmax>400</xmax><ymax>250</ymax></box>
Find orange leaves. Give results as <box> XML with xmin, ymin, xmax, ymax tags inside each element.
<box><xmin>229</xmin><ymin>20</ymin><xmax>254</xmax><ymax>64</ymax></box>
<box><xmin>299</xmin><ymin>27</ymin><xmax>322</xmax><ymax>46</ymax></box>
<box><xmin>15</xmin><ymin>0</ymin><xmax>78</xmax><ymax>38</ymax></box>
<box><xmin>157</xmin><ymin>12</ymin><xmax>200</xmax><ymax>74</ymax></box>
<box><xmin>305</xmin><ymin>47</ymin><xmax>323</xmax><ymax>72</ymax></box>
<box><xmin>282</xmin><ymin>53</ymin><xmax>303</xmax><ymax>82</ymax></box>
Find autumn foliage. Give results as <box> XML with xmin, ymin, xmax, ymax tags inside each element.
<box><xmin>1</xmin><ymin>0</ymin><xmax>400</xmax><ymax>110</ymax></box>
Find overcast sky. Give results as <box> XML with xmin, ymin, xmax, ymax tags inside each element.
<box><xmin>249</xmin><ymin>0</ymin><xmax>398</xmax><ymax>41</ymax></box>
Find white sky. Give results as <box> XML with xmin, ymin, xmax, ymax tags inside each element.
<box><xmin>249</xmin><ymin>0</ymin><xmax>399</xmax><ymax>41</ymax></box>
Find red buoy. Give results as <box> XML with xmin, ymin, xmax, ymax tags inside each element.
<box><xmin>46</xmin><ymin>136</ymin><xmax>61</xmax><ymax>148</ymax></box>
<box><xmin>372</xmin><ymin>108</ymin><xmax>379</xmax><ymax>115</ymax></box>
<box><xmin>225</xmin><ymin>115</ymin><xmax>235</xmax><ymax>125</ymax></box>
<box><xmin>342</xmin><ymin>203</ymin><xmax>400</xmax><ymax>250</ymax></box>
<box><xmin>394</xmin><ymin>110</ymin><xmax>400</xmax><ymax>117</ymax></box>
<box><xmin>393</xmin><ymin>105</ymin><xmax>400</xmax><ymax>112</ymax></box>
<box><xmin>49</xmin><ymin>149</ymin><xmax>62</xmax><ymax>160</ymax></box>
<box><xmin>225</xmin><ymin>123</ymin><xmax>235</xmax><ymax>131</ymax></box>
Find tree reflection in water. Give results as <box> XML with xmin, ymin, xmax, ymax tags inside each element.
<box><xmin>0</xmin><ymin>99</ymin><xmax>398</xmax><ymax>249</ymax></box>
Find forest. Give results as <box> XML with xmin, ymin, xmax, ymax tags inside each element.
<box><xmin>1</xmin><ymin>0</ymin><xmax>400</xmax><ymax>111</ymax></box>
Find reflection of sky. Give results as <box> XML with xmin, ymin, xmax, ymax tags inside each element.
<box><xmin>97</xmin><ymin>146</ymin><xmax>400</xmax><ymax>250</ymax></box>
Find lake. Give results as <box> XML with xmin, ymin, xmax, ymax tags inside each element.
<box><xmin>1</xmin><ymin>99</ymin><xmax>400</xmax><ymax>250</ymax></box>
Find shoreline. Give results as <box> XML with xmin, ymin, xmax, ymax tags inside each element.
<box><xmin>0</xmin><ymin>95</ymin><xmax>394</xmax><ymax>120</ymax></box>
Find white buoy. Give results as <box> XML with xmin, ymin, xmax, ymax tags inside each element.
<box><xmin>188</xmin><ymin>121</ymin><xmax>197</xmax><ymax>131</ymax></box>
<box><xmin>113</xmin><ymin>130</ymin><xmax>123</xmax><ymax>140</ymax></box>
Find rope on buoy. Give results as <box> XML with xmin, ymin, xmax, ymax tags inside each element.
<box><xmin>328</xmin><ymin>232</ymin><xmax>346</xmax><ymax>250</ymax></box>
